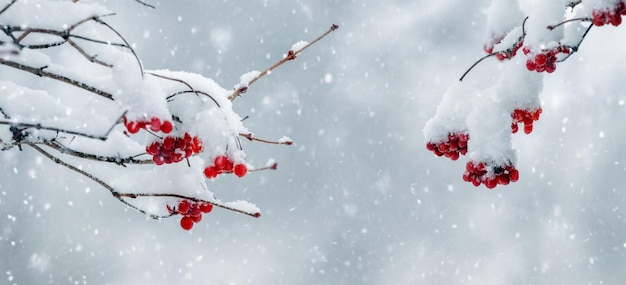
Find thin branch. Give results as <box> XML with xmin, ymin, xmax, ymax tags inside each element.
<box><xmin>115</xmin><ymin>192</ymin><xmax>261</xmax><ymax>218</ymax></box>
<box><xmin>134</xmin><ymin>0</ymin><xmax>155</xmax><ymax>9</ymax></box>
<box><xmin>459</xmin><ymin>53</ymin><xmax>496</xmax><ymax>82</ymax></box>
<box><xmin>165</xmin><ymin>90</ymin><xmax>220</xmax><ymax>107</ymax></box>
<box><xmin>547</xmin><ymin>17</ymin><xmax>592</xmax><ymax>30</ymax></box>
<box><xmin>27</xmin><ymin>142</ymin><xmax>259</xmax><ymax>219</ymax></box>
<box><xmin>40</xmin><ymin>140</ymin><xmax>152</xmax><ymax>166</ymax></box>
<box><xmin>0</xmin><ymin>0</ymin><xmax>18</xmax><ymax>16</ymax></box>
<box><xmin>249</xmin><ymin>162</ymin><xmax>278</xmax><ymax>172</ymax></box>
<box><xmin>0</xmin><ymin>59</ymin><xmax>114</xmax><ymax>100</ymax></box>
<box><xmin>239</xmin><ymin>133</ymin><xmax>293</xmax><ymax>145</ymax></box>
<box><xmin>67</xmin><ymin>38</ymin><xmax>113</xmax><ymax>67</ymax></box>
<box><xmin>557</xmin><ymin>24</ymin><xmax>593</xmax><ymax>62</ymax></box>
<box><xmin>92</xmin><ymin>17</ymin><xmax>144</xmax><ymax>77</ymax></box>
<box><xmin>146</xmin><ymin>72</ymin><xmax>222</xmax><ymax>107</ymax></box>
<box><xmin>0</xmin><ymin>117</ymin><xmax>117</xmax><ymax>141</ymax></box>
<box><xmin>228</xmin><ymin>24</ymin><xmax>339</xmax><ymax>101</ymax></box>
<box><xmin>27</xmin><ymin>143</ymin><xmax>114</xmax><ymax>192</ymax></box>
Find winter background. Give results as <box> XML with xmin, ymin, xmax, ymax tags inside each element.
<box><xmin>2</xmin><ymin>0</ymin><xmax>626</xmax><ymax>284</ymax></box>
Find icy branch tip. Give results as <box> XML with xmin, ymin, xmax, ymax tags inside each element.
<box><xmin>331</xmin><ymin>24</ymin><xmax>339</xmax><ymax>31</ymax></box>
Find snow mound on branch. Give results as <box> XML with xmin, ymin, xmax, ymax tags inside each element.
<box><xmin>423</xmin><ymin>81</ymin><xmax>474</xmax><ymax>143</ymax></box>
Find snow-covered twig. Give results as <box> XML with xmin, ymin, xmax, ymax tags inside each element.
<box><xmin>0</xmin><ymin>117</ymin><xmax>117</xmax><ymax>141</ymax></box>
<box><xmin>228</xmin><ymin>24</ymin><xmax>339</xmax><ymax>101</ymax></box>
<box><xmin>27</xmin><ymin>143</ymin><xmax>260</xmax><ymax>219</ymax></box>
<box><xmin>0</xmin><ymin>59</ymin><xmax>114</xmax><ymax>100</ymax></box>
<box><xmin>239</xmin><ymin>133</ymin><xmax>293</xmax><ymax>145</ymax></box>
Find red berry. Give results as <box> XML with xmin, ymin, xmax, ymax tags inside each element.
<box><xmin>214</xmin><ymin>155</ymin><xmax>232</xmax><ymax>171</ymax></box>
<box><xmin>524</xmin><ymin>123</ymin><xmax>534</xmax><ymax>134</ymax></box>
<box><xmin>199</xmin><ymin>203</ymin><xmax>213</xmax><ymax>213</ymax></box>
<box><xmin>153</xmin><ymin>154</ymin><xmax>165</xmax><ymax>165</ymax></box>
<box><xmin>192</xmin><ymin>214</ymin><xmax>202</xmax><ymax>223</ymax></box>
<box><xmin>190</xmin><ymin>205</ymin><xmax>202</xmax><ymax>217</ymax></box>
<box><xmin>163</xmin><ymin>136</ymin><xmax>175</xmax><ymax>150</ymax></box>
<box><xmin>534</xmin><ymin>53</ymin><xmax>547</xmax><ymax>66</ymax></box>
<box><xmin>484</xmin><ymin>178</ymin><xmax>497</xmax><ymax>189</ymax></box>
<box><xmin>180</xmin><ymin>216</ymin><xmax>194</xmax><ymax>230</ymax></box>
<box><xmin>526</xmin><ymin>59</ymin><xmax>536</xmax><ymax>71</ymax></box>
<box><xmin>146</xmin><ymin>142</ymin><xmax>161</xmax><ymax>155</ymax></box>
<box><xmin>178</xmin><ymin>200</ymin><xmax>191</xmax><ymax>214</ymax></box>
<box><xmin>149</xmin><ymin>117</ymin><xmax>162</xmax><ymax>132</ymax></box>
<box><xmin>204</xmin><ymin>166</ymin><xmax>219</xmax><ymax>179</ymax></box>
<box><xmin>234</xmin><ymin>164</ymin><xmax>248</xmax><ymax>177</ymax></box>
<box><xmin>509</xmin><ymin>169</ymin><xmax>520</xmax><ymax>182</ymax></box>
<box><xmin>125</xmin><ymin>121</ymin><xmax>140</xmax><ymax>134</ymax></box>
<box><xmin>160</xmin><ymin>120</ymin><xmax>173</xmax><ymax>133</ymax></box>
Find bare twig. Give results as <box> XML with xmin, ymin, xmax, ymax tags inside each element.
<box><xmin>228</xmin><ymin>24</ymin><xmax>339</xmax><ymax>101</ymax></box>
<box><xmin>134</xmin><ymin>0</ymin><xmax>155</xmax><ymax>9</ymax></box>
<box><xmin>67</xmin><ymin>38</ymin><xmax>113</xmax><ymax>67</ymax></box>
<box><xmin>239</xmin><ymin>133</ymin><xmax>293</xmax><ymax>145</ymax></box>
<box><xmin>41</xmin><ymin>140</ymin><xmax>152</xmax><ymax>166</ymax></box>
<box><xmin>547</xmin><ymin>17</ymin><xmax>592</xmax><ymax>30</ymax></box>
<box><xmin>146</xmin><ymin>72</ymin><xmax>222</xmax><ymax>107</ymax></box>
<box><xmin>115</xmin><ymin>192</ymin><xmax>261</xmax><ymax>218</ymax></box>
<box><xmin>0</xmin><ymin>0</ymin><xmax>18</xmax><ymax>16</ymax></box>
<box><xmin>165</xmin><ymin>90</ymin><xmax>221</xmax><ymax>107</ymax></box>
<box><xmin>92</xmin><ymin>17</ymin><xmax>144</xmax><ymax>77</ymax></box>
<box><xmin>0</xmin><ymin>117</ymin><xmax>118</xmax><ymax>141</ymax></box>
<box><xmin>0</xmin><ymin>58</ymin><xmax>114</xmax><ymax>100</ymax></box>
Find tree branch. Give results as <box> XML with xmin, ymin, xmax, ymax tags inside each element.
<box><xmin>228</xmin><ymin>24</ymin><xmax>339</xmax><ymax>101</ymax></box>
<box><xmin>0</xmin><ymin>58</ymin><xmax>114</xmax><ymax>100</ymax></box>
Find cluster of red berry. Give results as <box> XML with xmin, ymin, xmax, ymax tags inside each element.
<box><xmin>511</xmin><ymin>108</ymin><xmax>542</xmax><ymax>134</ymax></box>
<box><xmin>463</xmin><ymin>161</ymin><xmax>520</xmax><ymax>189</ymax></box>
<box><xmin>592</xmin><ymin>2</ymin><xmax>626</xmax><ymax>26</ymax></box>
<box><xmin>495</xmin><ymin>41</ymin><xmax>523</xmax><ymax>61</ymax></box>
<box><xmin>203</xmin><ymin>155</ymin><xmax>248</xmax><ymax>179</ymax></box>
<box><xmin>146</xmin><ymin>133</ymin><xmax>203</xmax><ymax>165</ymax></box>
<box><xmin>523</xmin><ymin>46</ymin><xmax>571</xmax><ymax>73</ymax></box>
<box><xmin>167</xmin><ymin>199</ymin><xmax>213</xmax><ymax>231</ymax></box>
<box><xmin>425</xmin><ymin>132</ymin><xmax>469</xmax><ymax>161</ymax></box>
<box><xmin>123</xmin><ymin>116</ymin><xmax>173</xmax><ymax>134</ymax></box>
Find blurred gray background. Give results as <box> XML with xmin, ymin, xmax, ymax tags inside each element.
<box><xmin>2</xmin><ymin>0</ymin><xmax>626</xmax><ymax>284</ymax></box>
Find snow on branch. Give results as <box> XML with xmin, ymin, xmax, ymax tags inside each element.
<box><xmin>424</xmin><ymin>0</ymin><xmax>625</xmax><ymax>189</ymax></box>
<box><xmin>0</xmin><ymin>0</ymin><xmax>338</xmax><ymax>231</ymax></box>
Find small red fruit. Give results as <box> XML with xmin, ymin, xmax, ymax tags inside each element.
<box><xmin>180</xmin><ymin>216</ymin><xmax>194</xmax><ymax>230</ymax></box>
<box><xmin>178</xmin><ymin>200</ymin><xmax>191</xmax><ymax>214</ymax></box>
<box><xmin>204</xmin><ymin>166</ymin><xmax>219</xmax><ymax>179</ymax></box>
<box><xmin>534</xmin><ymin>53</ymin><xmax>547</xmax><ymax>66</ymax></box>
<box><xmin>234</xmin><ymin>164</ymin><xmax>248</xmax><ymax>177</ymax></box>
<box><xmin>160</xmin><ymin>120</ymin><xmax>173</xmax><ymax>133</ymax></box>
<box><xmin>200</xmin><ymin>203</ymin><xmax>213</xmax><ymax>213</ymax></box>
<box><xmin>149</xmin><ymin>117</ymin><xmax>162</xmax><ymax>132</ymax></box>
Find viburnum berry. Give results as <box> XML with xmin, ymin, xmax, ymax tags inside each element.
<box><xmin>214</xmin><ymin>155</ymin><xmax>231</xmax><ymax>171</ymax></box>
<box><xmin>524</xmin><ymin>46</ymin><xmax>571</xmax><ymax>74</ymax></box>
<box><xmin>463</xmin><ymin>161</ymin><xmax>520</xmax><ymax>189</ymax></box>
<box><xmin>199</xmin><ymin>203</ymin><xmax>213</xmax><ymax>213</ymax></box>
<box><xmin>180</xmin><ymin>216</ymin><xmax>194</xmax><ymax>230</ymax></box>
<box><xmin>511</xmin><ymin>108</ymin><xmax>542</xmax><ymax>134</ymax></box>
<box><xmin>178</xmin><ymin>200</ymin><xmax>191</xmax><ymax>213</ymax></box>
<box><xmin>592</xmin><ymin>3</ymin><xmax>625</xmax><ymax>27</ymax></box>
<box><xmin>123</xmin><ymin>116</ymin><xmax>173</xmax><ymax>134</ymax></box>
<box><xmin>170</xmin><ymin>200</ymin><xmax>214</xmax><ymax>231</ymax></box>
<box><xmin>234</xmin><ymin>163</ymin><xmax>248</xmax><ymax>177</ymax></box>
<box><xmin>146</xmin><ymin>132</ymin><xmax>203</xmax><ymax>166</ymax></box>
<box><xmin>426</xmin><ymin>132</ymin><xmax>469</xmax><ymax>161</ymax></box>
<box><xmin>160</xmin><ymin>120</ymin><xmax>173</xmax><ymax>133</ymax></box>
<box><xmin>204</xmin><ymin>166</ymin><xmax>219</xmax><ymax>179</ymax></box>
